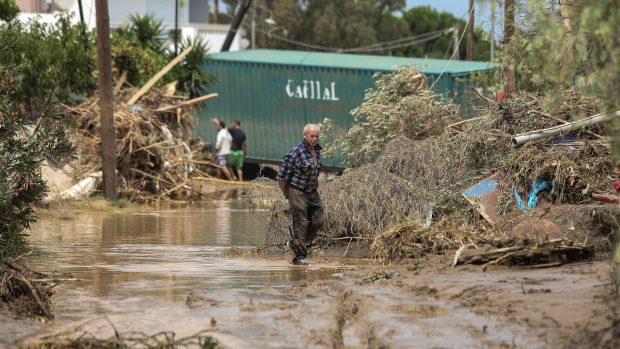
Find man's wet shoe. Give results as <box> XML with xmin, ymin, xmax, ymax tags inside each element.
<box><xmin>291</xmin><ymin>257</ymin><xmax>310</xmax><ymax>266</ymax></box>
<box><xmin>286</xmin><ymin>238</ymin><xmax>308</xmax><ymax>258</ymax></box>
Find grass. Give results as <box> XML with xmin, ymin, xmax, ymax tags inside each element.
<box><xmin>37</xmin><ymin>196</ymin><xmax>145</xmax><ymax>219</ymax></box>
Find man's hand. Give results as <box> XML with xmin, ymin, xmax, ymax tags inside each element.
<box><xmin>278</xmin><ymin>180</ymin><xmax>289</xmax><ymax>200</ymax></box>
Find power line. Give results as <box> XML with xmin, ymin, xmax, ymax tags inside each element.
<box><xmin>220</xmin><ymin>11</ymin><xmax>454</xmax><ymax>54</ymax></box>
<box><xmin>429</xmin><ymin>4</ymin><xmax>475</xmax><ymax>91</ymax></box>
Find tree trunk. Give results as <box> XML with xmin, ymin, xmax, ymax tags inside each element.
<box><xmin>503</xmin><ymin>0</ymin><xmax>516</xmax><ymax>98</ymax></box>
<box><xmin>561</xmin><ymin>0</ymin><xmax>574</xmax><ymax>74</ymax></box>
<box><xmin>466</xmin><ymin>0</ymin><xmax>475</xmax><ymax>61</ymax></box>
<box><xmin>95</xmin><ymin>0</ymin><xmax>118</xmax><ymax>199</ymax></box>
<box><xmin>259</xmin><ymin>0</ymin><xmax>268</xmax><ymax>48</ymax></box>
<box><xmin>214</xmin><ymin>0</ymin><xmax>219</xmax><ymax>24</ymax></box>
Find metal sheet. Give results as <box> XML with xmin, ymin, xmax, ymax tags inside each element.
<box><xmin>462</xmin><ymin>175</ymin><xmax>500</xmax><ymax>225</ymax></box>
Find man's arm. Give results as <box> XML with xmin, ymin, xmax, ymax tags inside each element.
<box><xmin>278</xmin><ymin>180</ymin><xmax>289</xmax><ymax>199</ymax></box>
<box><xmin>242</xmin><ymin>140</ymin><xmax>247</xmax><ymax>159</ymax></box>
<box><xmin>210</xmin><ymin>117</ymin><xmax>219</xmax><ymax>126</ymax></box>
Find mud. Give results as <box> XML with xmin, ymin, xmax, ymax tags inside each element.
<box><xmin>12</xmin><ymin>257</ymin><xmax>616</xmax><ymax>349</ymax></box>
<box><xmin>1</xmin><ymin>202</ymin><xmax>617</xmax><ymax>348</ymax></box>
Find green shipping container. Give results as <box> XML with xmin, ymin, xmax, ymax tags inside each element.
<box><xmin>198</xmin><ymin>49</ymin><xmax>496</xmax><ymax>169</ymax></box>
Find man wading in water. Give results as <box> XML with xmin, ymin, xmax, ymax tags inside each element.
<box><xmin>277</xmin><ymin>124</ymin><xmax>325</xmax><ymax>265</ymax></box>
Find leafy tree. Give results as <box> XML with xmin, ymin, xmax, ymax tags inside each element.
<box><xmin>402</xmin><ymin>6</ymin><xmax>491</xmax><ymax>60</ymax></box>
<box><xmin>0</xmin><ymin>15</ymin><xmax>96</xmax><ymax>117</ymax></box>
<box><xmin>0</xmin><ymin>25</ymin><xmax>75</xmax><ymax>257</ymax></box>
<box><xmin>119</xmin><ymin>14</ymin><xmax>168</xmax><ymax>54</ymax></box>
<box><xmin>0</xmin><ymin>0</ymin><xmax>19</xmax><ymax>22</ymax></box>
<box><xmin>171</xmin><ymin>37</ymin><xmax>216</xmax><ymax>98</ymax></box>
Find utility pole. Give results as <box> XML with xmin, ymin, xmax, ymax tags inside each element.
<box><xmin>221</xmin><ymin>0</ymin><xmax>253</xmax><ymax>51</ymax></box>
<box><xmin>214</xmin><ymin>0</ymin><xmax>219</xmax><ymax>24</ymax></box>
<box><xmin>174</xmin><ymin>0</ymin><xmax>179</xmax><ymax>55</ymax></box>
<box><xmin>259</xmin><ymin>0</ymin><xmax>267</xmax><ymax>48</ymax></box>
<box><xmin>466</xmin><ymin>0</ymin><xmax>475</xmax><ymax>61</ymax></box>
<box><xmin>490</xmin><ymin>1</ymin><xmax>495</xmax><ymax>61</ymax></box>
<box><xmin>251</xmin><ymin>1</ymin><xmax>256</xmax><ymax>48</ymax></box>
<box><xmin>503</xmin><ymin>0</ymin><xmax>516</xmax><ymax>98</ymax></box>
<box><xmin>95</xmin><ymin>0</ymin><xmax>117</xmax><ymax>199</ymax></box>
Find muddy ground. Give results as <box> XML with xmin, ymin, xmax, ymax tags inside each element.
<box><xmin>10</xmin><ymin>253</ymin><xmax>617</xmax><ymax>349</ymax></box>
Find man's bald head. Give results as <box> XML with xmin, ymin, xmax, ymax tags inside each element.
<box><xmin>303</xmin><ymin>124</ymin><xmax>320</xmax><ymax>149</ymax></box>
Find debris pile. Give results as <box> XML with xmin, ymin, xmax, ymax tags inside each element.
<box><xmin>63</xmin><ymin>48</ymin><xmax>223</xmax><ymax>204</ymax></box>
<box><xmin>26</xmin><ymin>330</ymin><xmax>223</xmax><ymax>349</ymax></box>
<box><xmin>255</xmin><ymin>70</ymin><xmax>619</xmax><ymax>267</ymax></box>
<box><xmin>0</xmin><ymin>258</ymin><xmax>54</xmax><ymax>320</ymax></box>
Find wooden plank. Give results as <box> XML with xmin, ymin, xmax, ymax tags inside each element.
<box><xmin>127</xmin><ymin>46</ymin><xmax>193</xmax><ymax>105</ymax></box>
<box><xmin>154</xmin><ymin>93</ymin><xmax>219</xmax><ymax>112</ymax></box>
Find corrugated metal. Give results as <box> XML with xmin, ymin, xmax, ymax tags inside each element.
<box><xmin>197</xmin><ymin>49</ymin><xmax>497</xmax><ymax>168</ymax></box>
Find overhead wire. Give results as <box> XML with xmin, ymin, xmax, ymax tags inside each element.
<box><xmin>429</xmin><ymin>5</ymin><xmax>475</xmax><ymax>91</ymax></box>
<box><xmin>220</xmin><ymin>10</ymin><xmax>454</xmax><ymax>53</ymax></box>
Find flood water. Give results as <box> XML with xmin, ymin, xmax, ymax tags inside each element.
<box><xmin>9</xmin><ymin>198</ymin><xmax>352</xmax><ymax>347</ymax></box>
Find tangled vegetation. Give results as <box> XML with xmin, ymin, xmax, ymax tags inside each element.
<box><xmin>321</xmin><ymin>67</ymin><xmax>457</xmax><ymax>168</ymax></box>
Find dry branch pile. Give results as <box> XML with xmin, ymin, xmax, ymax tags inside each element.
<box><xmin>256</xmin><ymin>74</ymin><xmax>618</xmax><ymax>265</ymax></box>
<box><xmin>27</xmin><ymin>330</ymin><xmax>223</xmax><ymax>349</ymax></box>
<box><xmin>0</xmin><ymin>258</ymin><xmax>54</xmax><ymax>320</ymax></box>
<box><xmin>67</xmin><ymin>87</ymin><xmax>220</xmax><ymax>204</ymax></box>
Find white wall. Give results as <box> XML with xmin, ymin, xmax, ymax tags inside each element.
<box><xmin>15</xmin><ymin>0</ymin><xmax>247</xmax><ymax>52</ymax></box>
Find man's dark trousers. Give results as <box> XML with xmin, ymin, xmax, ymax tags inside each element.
<box><xmin>289</xmin><ymin>188</ymin><xmax>324</xmax><ymax>256</ymax></box>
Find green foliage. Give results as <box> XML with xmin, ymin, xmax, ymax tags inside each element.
<box><xmin>112</xmin><ymin>14</ymin><xmax>214</xmax><ymax>96</ymax></box>
<box><xmin>121</xmin><ymin>14</ymin><xmax>168</xmax><ymax>54</ymax></box>
<box><xmin>321</xmin><ymin>67</ymin><xmax>457</xmax><ymax>168</ymax></box>
<box><xmin>223</xmin><ymin>1</ymin><xmax>491</xmax><ymax>59</ymax></box>
<box><xmin>0</xmin><ymin>0</ymin><xmax>18</xmax><ymax>22</ymax></box>
<box><xmin>402</xmin><ymin>6</ymin><xmax>491</xmax><ymax>60</ymax></box>
<box><xmin>512</xmin><ymin>0</ymin><xmax>620</xmax><ymax>108</ymax></box>
<box><xmin>112</xmin><ymin>14</ymin><xmax>169</xmax><ymax>87</ymax></box>
<box><xmin>0</xmin><ymin>26</ymin><xmax>75</xmax><ymax>257</ymax></box>
<box><xmin>171</xmin><ymin>37</ymin><xmax>216</xmax><ymax>98</ymax></box>
<box><xmin>0</xmin><ymin>15</ymin><xmax>96</xmax><ymax>117</ymax></box>
<box><xmin>112</xmin><ymin>31</ymin><xmax>168</xmax><ymax>88</ymax></box>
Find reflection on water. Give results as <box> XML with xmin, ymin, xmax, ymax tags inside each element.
<box><xmin>23</xmin><ymin>200</ymin><xmax>346</xmax><ymax>320</ymax></box>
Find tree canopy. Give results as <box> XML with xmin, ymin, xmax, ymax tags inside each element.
<box><xmin>220</xmin><ymin>1</ymin><xmax>492</xmax><ymax>60</ymax></box>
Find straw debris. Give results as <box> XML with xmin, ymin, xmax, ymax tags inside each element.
<box><xmin>256</xmin><ymin>69</ymin><xmax>616</xmax><ymax>265</ymax></box>
<box><xmin>68</xmin><ymin>87</ymin><xmax>219</xmax><ymax>204</ymax></box>
<box><xmin>0</xmin><ymin>257</ymin><xmax>54</xmax><ymax>320</ymax></box>
<box><xmin>28</xmin><ymin>330</ymin><xmax>223</xmax><ymax>349</ymax></box>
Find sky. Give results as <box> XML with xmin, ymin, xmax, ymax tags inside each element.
<box><xmin>406</xmin><ymin>0</ymin><xmax>470</xmax><ymax>19</ymax></box>
<box><xmin>406</xmin><ymin>0</ymin><xmax>497</xmax><ymax>36</ymax></box>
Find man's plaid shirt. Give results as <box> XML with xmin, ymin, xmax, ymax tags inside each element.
<box><xmin>277</xmin><ymin>140</ymin><xmax>323</xmax><ymax>191</ymax></box>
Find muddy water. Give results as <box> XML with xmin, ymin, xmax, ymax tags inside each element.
<box><xmin>8</xmin><ymin>200</ymin><xmax>351</xmax><ymax>347</ymax></box>
<box><xmin>4</xmin><ymin>200</ymin><xmax>608</xmax><ymax>348</ymax></box>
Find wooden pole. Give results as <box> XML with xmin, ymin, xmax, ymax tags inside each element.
<box><xmin>95</xmin><ymin>0</ymin><xmax>117</xmax><ymax>199</ymax></box>
<box><xmin>126</xmin><ymin>46</ymin><xmax>193</xmax><ymax>105</ymax></box>
<box><xmin>503</xmin><ymin>0</ymin><xmax>516</xmax><ymax>98</ymax></box>
<box><xmin>174</xmin><ymin>0</ymin><xmax>179</xmax><ymax>55</ymax></box>
<box><xmin>466</xmin><ymin>0</ymin><xmax>475</xmax><ymax>61</ymax></box>
<box><xmin>214</xmin><ymin>0</ymin><xmax>219</xmax><ymax>24</ymax></box>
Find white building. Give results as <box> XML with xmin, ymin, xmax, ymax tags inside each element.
<box><xmin>14</xmin><ymin>0</ymin><xmax>247</xmax><ymax>52</ymax></box>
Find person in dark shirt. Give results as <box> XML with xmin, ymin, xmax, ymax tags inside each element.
<box><xmin>211</xmin><ymin>118</ymin><xmax>247</xmax><ymax>181</ymax></box>
<box><xmin>277</xmin><ymin>124</ymin><xmax>324</xmax><ymax>265</ymax></box>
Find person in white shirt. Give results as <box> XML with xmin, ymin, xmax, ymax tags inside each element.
<box><xmin>215</xmin><ymin>120</ymin><xmax>233</xmax><ymax>180</ymax></box>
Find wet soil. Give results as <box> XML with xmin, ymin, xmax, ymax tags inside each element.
<box><xmin>1</xmin><ymin>201</ymin><xmax>617</xmax><ymax>348</ymax></box>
